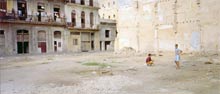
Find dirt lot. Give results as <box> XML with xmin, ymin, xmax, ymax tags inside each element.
<box><xmin>0</xmin><ymin>52</ymin><xmax>220</xmax><ymax>94</ymax></box>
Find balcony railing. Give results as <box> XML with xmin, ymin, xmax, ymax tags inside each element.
<box><xmin>0</xmin><ymin>12</ymin><xmax>66</xmax><ymax>26</ymax></box>
<box><xmin>66</xmin><ymin>22</ymin><xmax>99</xmax><ymax>30</ymax></box>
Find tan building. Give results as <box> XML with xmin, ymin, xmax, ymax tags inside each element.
<box><xmin>116</xmin><ymin>0</ymin><xmax>220</xmax><ymax>54</ymax></box>
<box><xmin>98</xmin><ymin>0</ymin><xmax>117</xmax><ymax>51</ymax></box>
<box><xmin>0</xmin><ymin>0</ymin><xmax>68</xmax><ymax>56</ymax></box>
<box><xmin>0</xmin><ymin>0</ymin><xmax>102</xmax><ymax>56</ymax></box>
<box><xmin>65</xmin><ymin>0</ymin><xmax>100</xmax><ymax>52</ymax></box>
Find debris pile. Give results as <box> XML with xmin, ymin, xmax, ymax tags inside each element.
<box><xmin>117</xmin><ymin>47</ymin><xmax>136</xmax><ymax>55</ymax></box>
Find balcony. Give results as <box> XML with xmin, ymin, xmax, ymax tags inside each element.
<box><xmin>0</xmin><ymin>12</ymin><xmax>66</xmax><ymax>26</ymax></box>
<box><xmin>66</xmin><ymin>22</ymin><xmax>99</xmax><ymax>31</ymax></box>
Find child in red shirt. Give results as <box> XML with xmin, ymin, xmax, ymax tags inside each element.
<box><xmin>146</xmin><ymin>54</ymin><xmax>153</xmax><ymax>66</ymax></box>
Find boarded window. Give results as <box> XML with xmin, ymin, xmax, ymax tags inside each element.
<box><xmin>81</xmin><ymin>11</ymin><xmax>85</xmax><ymax>28</ymax></box>
<box><xmin>73</xmin><ymin>39</ymin><xmax>78</xmax><ymax>45</ymax></box>
<box><xmin>54</xmin><ymin>31</ymin><xmax>61</xmax><ymax>38</ymax></box>
<box><xmin>90</xmin><ymin>12</ymin><xmax>94</xmax><ymax>28</ymax></box>
<box><xmin>89</xmin><ymin>0</ymin><xmax>93</xmax><ymax>6</ymax></box>
<box><xmin>38</xmin><ymin>31</ymin><xmax>46</xmax><ymax>41</ymax></box>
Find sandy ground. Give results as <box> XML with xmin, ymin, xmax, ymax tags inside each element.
<box><xmin>0</xmin><ymin>52</ymin><xmax>220</xmax><ymax>94</ymax></box>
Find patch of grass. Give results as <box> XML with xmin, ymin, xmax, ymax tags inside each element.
<box><xmin>41</xmin><ymin>62</ymin><xmax>50</xmax><ymax>64</ymax></box>
<box><xmin>82</xmin><ymin>62</ymin><xmax>112</xmax><ymax>68</ymax></box>
<box><xmin>47</xmin><ymin>57</ymin><xmax>54</xmax><ymax>60</ymax></box>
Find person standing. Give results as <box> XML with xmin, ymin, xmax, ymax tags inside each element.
<box><xmin>175</xmin><ymin>44</ymin><xmax>182</xmax><ymax>69</ymax></box>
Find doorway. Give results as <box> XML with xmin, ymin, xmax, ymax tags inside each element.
<box><xmin>105</xmin><ymin>41</ymin><xmax>111</xmax><ymax>51</ymax></box>
<box><xmin>17</xmin><ymin>0</ymin><xmax>27</xmax><ymax>20</ymax></box>
<box><xmin>54</xmin><ymin>31</ymin><xmax>62</xmax><ymax>52</ymax></box>
<box><xmin>38</xmin><ymin>31</ymin><xmax>47</xmax><ymax>53</ymax></box>
<box><xmin>17</xmin><ymin>30</ymin><xmax>29</xmax><ymax>54</ymax></box>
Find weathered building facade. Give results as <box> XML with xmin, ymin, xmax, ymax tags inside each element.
<box><xmin>98</xmin><ymin>0</ymin><xmax>117</xmax><ymax>51</ymax></box>
<box><xmin>65</xmin><ymin>0</ymin><xmax>100</xmax><ymax>52</ymax></box>
<box><xmin>0</xmin><ymin>0</ymin><xmax>101</xmax><ymax>56</ymax></box>
<box><xmin>0</xmin><ymin>0</ymin><xmax>68</xmax><ymax>56</ymax></box>
<box><xmin>99</xmin><ymin>19</ymin><xmax>116</xmax><ymax>51</ymax></box>
<box><xmin>116</xmin><ymin>0</ymin><xmax>220</xmax><ymax>54</ymax></box>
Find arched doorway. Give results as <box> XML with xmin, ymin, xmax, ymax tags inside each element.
<box><xmin>17</xmin><ymin>30</ymin><xmax>29</xmax><ymax>54</ymax></box>
<box><xmin>54</xmin><ymin>31</ymin><xmax>62</xmax><ymax>52</ymax></box>
<box><xmin>38</xmin><ymin>31</ymin><xmax>47</xmax><ymax>53</ymax></box>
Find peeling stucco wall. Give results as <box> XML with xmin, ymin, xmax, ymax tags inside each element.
<box><xmin>116</xmin><ymin>0</ymin><xmax>220</xmax><ymax>54</ymax></box>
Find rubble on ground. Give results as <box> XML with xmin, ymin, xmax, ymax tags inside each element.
<box><xmin>116</xmin><ymin>47</ymin><xmax>136</xmax><ymax>55</ymax></box>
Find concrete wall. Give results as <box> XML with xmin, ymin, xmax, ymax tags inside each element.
<box><xmin>116</xmin><ymin>0</ymin><xmax>220</xmax><ymax>54</ymax></box>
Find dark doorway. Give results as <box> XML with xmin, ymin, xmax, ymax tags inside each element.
<box><xmin>54</xmin><ymin>31</ymin><xmax>62</xmax><ymax>52</ymax></box>
<box><xmin>100</xmin><ymin>41</ymin><xmax>102</xmax><ymax>51</ymax></box>
<box><xmin>54</xmin><ymin>7</ymin><xmax>60</xmax><ymax>21</ymax></box>
<box><xmin>91</xmin><ymin>41</ymin><xmax>94</xmax><ymax>50</ymax></box>
<box><xmin>17</xmin><ymin>0</ymin><xmax>27</xmax><ymax>20</ymax></box>
<box><xmin>105</xmin><ymin>41</ymin><xmax>111</xmax><ymax>51</ymax></box>
<box><xmin>17</xmin><ymin>30</ymin><xmax>29</xmax><ymax>54</ymax></box>
<box><xmin>37</xmin><ymin>3</ymin><xmax>45</xmax><ymax>22</ymax></box>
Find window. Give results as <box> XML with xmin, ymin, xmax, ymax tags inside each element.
<box><xmin>0</xmin><ymin>30</ymin><xmax>4</xmax><ymax>35</ymax></box>
<box><xmin>71</xmin><ymin>10</ymin><xmax>76</xmax><ymax>26</ymax></box>
<box><xmin>37</xmin><ymin>31</ymin><xmax>46</xmax><ymax>41</ymax></box>
<box><xmin>73</xmin><ymin>39</ymin><xmax>78</xmax><ymax>45</ymax></box>
<box><xmin>90</xmin><ymin>12</ymin><xmax>94</xmax><ymax>28</ymax></box>
<box><xmin>0</xmin><ymin>30</ymin><xmax>4</xmax><ymax>46</ymax></box>
<box><xmin>113</xmin><ymin>1</ymin><xmax>115</xmax><ymax>5</ymax></box>
<box><xmin>81</xmin><ymin>11</ymin><xmax>85</xmax><ymax>28</ymax></box>
<box><xmin>108</xmin><ymin>16</ymin><xmax>110</xmax><ymax>19</ymax></box>
<box><xmin>65</xmin><ymin>0</ymin><xmax>70</xmax><ymax>3</ymax></box>
<box><xmin>54</xmin><ymin>31</ymin><xmax>61</xmax><ymax>39</ymax></box>
<box><xmin>105</xmin><ymin>30</ymin><xmax>110</xmax><ymax>38</ymax></box>
<box><xmin>37</xmin><ymin>3</ymin><xmax>45</xmax><ymax>21</ymax></box>
<box><xmin>108</xmin><ymin>2</ymin><xmax>110</xmax><ymax>7</ymax></box>
<box><xmin>17</xmin><ymin>0</ymin><xmax>27</xmax><ymax>20</ymax></box>
<box><xmin>113</xmin><ymin>14</ymin><xmax>115</xmax><ymax>18</ymax></box>
<box><xmin>81</xmin><ymin>0</ymin><xmax>85</xmax><ymax>5</ymax></box>
<box><xmin>0</xmin><ymin>0</ymin><xmax>7</xmax><ymax>17</ymax></box>
<box><xmin>71</xmin><ymin>0</ymin><xmax>75</xmax><ymax>3</ymax></box>
<box><xmin>54</xmin><ymin>5</ymin><xmax>60</xmax><ymax>21</ymax></box>
<box><xmin>89</xmin><ymin>0</ymin><xmax>93</xmax><ymax>6</ymax></box>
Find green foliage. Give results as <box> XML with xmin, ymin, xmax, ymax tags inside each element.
<box><xmin>82</xmin><ymin>62</ymin><xmax>112</xmax><ymax>68</ymax></box>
